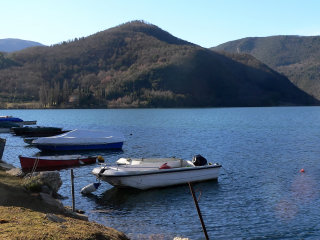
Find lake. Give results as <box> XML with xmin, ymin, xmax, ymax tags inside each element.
<box><xmin>1</xmin><ymin>107</ymin><xmax>320</xmax><ymax>239</ymax></box>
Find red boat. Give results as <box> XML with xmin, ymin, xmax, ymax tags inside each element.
<box><xmin>19</xmin><ymin>155</ymin><xmax>97</xmax><ymax>170</ymax></box>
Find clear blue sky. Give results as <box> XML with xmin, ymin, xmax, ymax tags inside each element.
<box><xmin>1</xmin><ymin>0</ymin><xmax>320</xmax><ymax>47</ymax></box>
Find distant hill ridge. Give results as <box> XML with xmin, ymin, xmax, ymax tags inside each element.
<box><xmin>0</xmin><ymin>21</ymin><xmax>317</xmax><ymax>108</ymax></box>
<box><xmin>0</xmin><ymin>38</ymin><xmax>44</xmax><ymax>53</ymax></box>
<box><xmin>213</xmin><ymin>35</ymin><xmax>320</xmax><ymax>100</ymax></box>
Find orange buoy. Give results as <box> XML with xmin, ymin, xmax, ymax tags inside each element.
<box><xmin>300</xmin><ymin>168</ymin><xmax>305</xmax><ymax>173</ymax></box>
<box><xmin>97</xmin><ymin>155</ymin><xmax>104</xmax><ymax>163</ymax></box>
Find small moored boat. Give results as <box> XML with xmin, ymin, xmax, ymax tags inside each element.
<box><xmin>0</xmin><ymin>121</ymin><xmax>20</xmax><ymax>133</ymax></box>
<box><xmin>19</xmin><ymin>155</ymin><xmax>97</xmax><ymax>170</ymax></box>
<box><xmin>32</xmin><ymin>129</ymin><xmax>124</xmax><ymax>151</ymax></box>
<box><xmin>0</xmin><ymin>116</ymin><xmax>23</xmax><ymax>123</ymax></box>
<box><xmin>92</xmin><ymin>155</ymin><xmax>221</xmax><ymax>190</ymax></box>
<box><xmin>0</xmin><ymin>116</ymin><xmax>36</xmax><ymax>126</ymax></box>
<box><xmin>12</xmin><ymin>126</ymin><xmax>69</xmax><ymax>137</ymax></box>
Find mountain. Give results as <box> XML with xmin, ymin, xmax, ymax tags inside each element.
<box><xmin>213</xmin><ymin>35</ymin><xmax>320</xmax><ymax>100</ymax></box>
<box><xmin>0</xmin><ymin>38</ymin><xmax>44</xmax><ymax>53</ymax></box>
<box><xmin>0</xmin><ymin>21</ymin><xmax>317</xmax><ymax>108</ymax></box>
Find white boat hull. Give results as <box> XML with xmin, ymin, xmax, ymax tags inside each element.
<box><xmin>93</xmin><ymin>164</ymin><xmax>221</xmax><ymax>190</ymax></box>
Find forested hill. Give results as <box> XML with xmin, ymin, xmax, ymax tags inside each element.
<box><xmin>0</xmin><ymin>21</ymin><xmax>317</xmax><ymax>108</ymax></box>
<box><xmin>0</xmin><ymin>38</ymin><xmax>44</xmax><ymax>52</ymax></box>
<box><xmin>213</xmin><ymin>36</ymin><xmax>320</xmax><ymax>100</ymax></box>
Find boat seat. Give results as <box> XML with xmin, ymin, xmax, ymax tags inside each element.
<box><xmin>116</xmin><ymin>158</ymin><xmax>184</xmax><ymax>168</ymax></box>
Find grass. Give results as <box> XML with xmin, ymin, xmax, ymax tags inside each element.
<box><xmin>0</xmin><ymin>168</ymin><xmax>129</xmax><ymax>240</ymax></box>
<box><xmin>0</xmin><ymin>206</ymin><xmax>129</xmax><ymax>240</ymax></box>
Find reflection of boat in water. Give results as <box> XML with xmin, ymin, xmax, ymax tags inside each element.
<box><xmin>89</xmin><ymin>179</ymin><xmax>220</xmax><ymax>208</ymax></box>
<box><xmin>92</xmin><ymin>155</ymin><xmax>221</xmax><ymax>190</ymax></box>
<box><xmin>33</xmin><ymin>129</ymin><xmax>124</xmax><ymax>151</ymax></box>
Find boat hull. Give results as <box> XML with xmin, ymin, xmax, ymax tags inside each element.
<box><xmin>22</xmin><ymin>120</ymin><xmax>37</xmax><ymax>125</ymax></box>
<box><xmin>35</xmin><ymin>142</ymin><xmax>123</xmax><ymax>151</ymax></box>
<box><xmin>12</xmin><ymin>127</ymin><xmax>68</xmax><ymax>137</ymax></box>
<box><xmin>93</xmin><ymin>165</ymin><xmax>221</xmax><ymax>190</ymax></box>
<box><xmin>0</xmin><ymin>128</ymin><xmax>11</xmax><ymax>133</ymax></box>
<box><xmin>19</xmin><ymin>155</ymin><xmax>97</xmax><ymax>170</ymax></box>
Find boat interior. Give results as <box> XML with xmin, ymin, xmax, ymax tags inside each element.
<box><xmin>116</xmin><ymin>157</ymin><xmax>195</xmax><ymax>169</ymax></box>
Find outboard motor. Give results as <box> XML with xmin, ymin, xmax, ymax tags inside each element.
<box><xmin>192</xmin><ymin>154</ymin><xmax>207</xmax><ymax>166</ymax></box>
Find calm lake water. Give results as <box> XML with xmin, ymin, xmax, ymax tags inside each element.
<box><xmin>1</xmin><ymin>107</ymin><xmax>320</xmax><ymax>240</ymax></box>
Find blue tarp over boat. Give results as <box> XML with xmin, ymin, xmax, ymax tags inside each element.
<box><xmin>0</xmin><ymin>116</ymin><xmax>23</xmax><ymax>122</ymax></box>
<box><xmin>32</xmin><ymin>129</ymin><xmax>124</xmax><ymax>151</ymax></box>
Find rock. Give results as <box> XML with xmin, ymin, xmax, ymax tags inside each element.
<box><xmin>64</xmin><ymin>206</ymin><xmax>89</xmax><ymax>221</ymax></box>
<box><xmin>41</xmin><ymin>185</ymin><xmax>52</xmax><ymax>195</ymax></box>
<box><xmin>45</xmin><ymin>213</ymin><xmax>66</xmax><ymax>223</ymax></box>
<box><xmin>0</xmin><ymin>138</ymin><xmax>5</xmax><ymax>160</ymax></box>
<box><xmin>54</xmin><ymin>192</ymin><xmax>68</xmax><ymax>200</ymax></box>
<box><xmin>25</xmin><ymin>171</ymin><xmax>62</xmax><ymax>194</ymax></box>
<box><xmin>67</xmin><ymin>211</ymin><xmax>88</xmax><ymax>221</ymax></box>
<box><xmin>6</xmin><ymin>168</ymin><xmax>25</xmax><ymax>177</ymax></box>
<box><xmin>40</xmin><ymin>193</ymin><xmax>64</xmax><ymax>210</ymax></box>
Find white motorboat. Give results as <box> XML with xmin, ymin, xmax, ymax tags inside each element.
<box><xmin>92</xmin><ymin>155</ymin><xmax>221</xmax><ymax>190</ymax></box>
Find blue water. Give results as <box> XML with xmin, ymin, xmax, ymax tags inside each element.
<box><xmin>1</xmin><ymin>107</ymin><xmax>320</xmax><ymax>240</ymax></box>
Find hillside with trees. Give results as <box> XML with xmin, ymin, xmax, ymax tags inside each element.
<box><xmin>0</xmin><ymin>21</ymin><xmax>317</xmax><ymax>109</ymax></box>
<box><xmin>213</xmin><ymin>36</ymin><xmax>320</xmax><ymax>100</ymax></box>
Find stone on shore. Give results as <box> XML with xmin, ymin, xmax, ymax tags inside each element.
<box><xmin>24</xmin><ymin>171</ymin><xmax>62</xmax><ymax>194</ymax></box>
<box><xmin>40</xmin><ymin>192</ymin><xmax>64</xmax><ymax>210</ymax></box>
<box><xmin>45</xmin><ymin>213</ymin><xmax>66</xmax><ymax>223</ymax></box>
<box><xmin>6</xmin><ymin>168</ymin><xmax>25</xmax><ymax>177</ymax></box>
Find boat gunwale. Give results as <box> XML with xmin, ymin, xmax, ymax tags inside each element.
<box><xmin>19</xmin><ymin>155</ymin><xmax>96</xmax><ymax>161</ymax></box>
<box><xmin>34</xmin><ymin>141</ymin><xmax>124</xmax><ymax>146</ymax></box>
<box><xmin>96</xmin><ymin>164</ymin><xmax>222</xmax><ymax>178</ymax></box>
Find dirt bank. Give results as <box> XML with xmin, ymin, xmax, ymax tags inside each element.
<box><xmin>0</xmin><ymin>167</ymin><xmax>129</xmax><ymax>240</ymax></box>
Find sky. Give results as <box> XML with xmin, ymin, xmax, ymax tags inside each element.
<box><xmin>1</xmin><ymin>0</ymin><xmax>320</xmax><ymax>48</ymax></box>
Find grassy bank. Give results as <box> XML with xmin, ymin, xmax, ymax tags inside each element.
<box><xmin>0</xmin><ymin>168</ymin><xmax>129</xmax><ymax>240</ymax></box>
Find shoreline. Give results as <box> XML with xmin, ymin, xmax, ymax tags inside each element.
<box><xmin>0</xmin><ymin>160</ymin><xmax>130</xmax><ymax>240</ymax></box>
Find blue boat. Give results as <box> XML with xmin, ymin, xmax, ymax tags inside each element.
<box><xmin>33</xmin><ymin>129</ymin><xmax>124</xmax><ymax>151</ymax></box>
<box><xmin>0</xmin><ymin>116</ymin><xmax>36</xmax><ymax>126</ymax></box>
<box><xmin>0</xmin><ymin>116</ymin><xmax>23</xmax><ymax>123</ymax></box>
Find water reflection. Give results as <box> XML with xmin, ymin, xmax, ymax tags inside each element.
<box><xmin>3</xmin><ymin>108</ymin><xmax>320</xmax><ymax>239</ymax></box>
<box><xmin>84</xmin><ymin>181</ymin><xmax>221</xmax><ymax>239</ymax></box>
<box><xmin>90</xmin><ymin>180</ymin><xmax>220</xmax><ymax>209</ymax></box>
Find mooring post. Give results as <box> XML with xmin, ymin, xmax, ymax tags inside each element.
<box><xmin>188</xmin><ymin>182</ymin><xmax>209</xmax><ymax>240</ymax></box>
<box><xmin>0</xmin><ymin>138</ymin><xmax>6</xmax><ymax>161</ymax></box>
<box><xmin>71</xmin><ymin>169</ymin><xmax>75</xmax><ymax>212</ymax></box>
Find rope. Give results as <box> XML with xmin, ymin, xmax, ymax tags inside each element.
<box><xmin>30</xmin><ymin>157</ymin><xmax>40</xmax><ymax>177</ymax></box>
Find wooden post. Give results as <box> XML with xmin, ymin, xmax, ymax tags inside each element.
<box><xmin>0</xmin><ymin>138</ymin><xmax>6</xmax><ymax>161</ymax></box>
<box><xmin>188</xmin><ymin>182</ymin><xmax>209</xmax><ymax>240</ymax></box>
<box><xmin>71</xmin><ymin>169</ymin><xmax>75</xmax><ymax>212</ymax></box>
